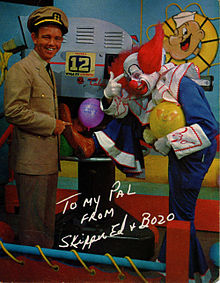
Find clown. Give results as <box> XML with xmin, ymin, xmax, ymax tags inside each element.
<box><xmin>59</xmin><ymin>24</ymin><xmax>218</xmax><ymax>282</ymax></box>
<box><xmin>59</xmin><ymin>24</ymin><xmax>164</xmax><ymax>177</ymax></box>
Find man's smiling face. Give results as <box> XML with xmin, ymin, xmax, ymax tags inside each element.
<box><xmin>31</xmin><ymin>24</ymin><xmax>63</xmax><ymax>62</ymax></box>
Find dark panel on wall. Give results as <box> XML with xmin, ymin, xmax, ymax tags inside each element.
<box><xmin>0</xmin><ymin>0</ymin><xmax>53</xmax><ymax>6</ymax></box>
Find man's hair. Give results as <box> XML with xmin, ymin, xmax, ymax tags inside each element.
<box><xmin>32</xmin><ymin>22</ymin><xmax>64</xmax><ymax>36</ymax></box>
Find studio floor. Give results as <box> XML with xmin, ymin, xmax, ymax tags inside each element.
<box><xmin>0</xmin><ymin>175</ymin><xmax>219</xmax><ymax>282</ymax></box>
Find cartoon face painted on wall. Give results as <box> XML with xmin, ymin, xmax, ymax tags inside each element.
<box><xmin>163</xmin><ymin>12</ymin><xmax>205</xmax><ymax>60</ymax></box>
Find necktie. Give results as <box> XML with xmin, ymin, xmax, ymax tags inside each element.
<box><xmin>46</xmin><ymin>63</ymin><xmax>53</xmax><ymax>84</ymax></box>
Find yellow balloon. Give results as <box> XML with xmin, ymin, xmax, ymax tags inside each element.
<box><xmin>150</xmin><ymin>102</ymin><xmax>186</xmax><ymax>138</ymax></box>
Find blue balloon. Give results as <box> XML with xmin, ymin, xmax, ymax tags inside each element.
<box><xmin>209</xmin><ymin>242</ymin><xmax>220</xmax><ymax>267</ymax></box>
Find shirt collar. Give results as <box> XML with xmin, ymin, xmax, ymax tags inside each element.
<box><xmin>33</xmin><ymin>49</ymin><xmax>48</xmax><ymax>68</ymax></box>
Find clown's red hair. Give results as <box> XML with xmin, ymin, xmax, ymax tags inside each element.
<box><xmin>108</xmin><ymin>46</ymin><xmax>140</xmax><ymax>90</ymax></box>
<box><xmin>108</xmin><ymin>23</ymin><xmax>164</xmax><ymax>95</ymax></box>
<box><xmin>138</xmin><ymin>23</ymin><xmax>164</xmax><ymax>74</ymax></box>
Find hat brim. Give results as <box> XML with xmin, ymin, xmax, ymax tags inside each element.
<box><xmin>32</xmin><ymin>19</ymin><xmax>68</xmax><ymax>34</ymax></box>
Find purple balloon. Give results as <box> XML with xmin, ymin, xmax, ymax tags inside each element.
<box><xmin>78</xmin><ymin>98</ymin><xmax>104</xmax><ymax>129</ymax></box>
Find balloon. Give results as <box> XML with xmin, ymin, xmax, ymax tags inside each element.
<box><xmin>150</xmin><ymin>102</ymin><xmax>186</xmax><ymax>138</ymax></box>
<box><xmin>78</xmin><ymin>98</ymin><xmax>104</xmax><ymax>129</ymax></box>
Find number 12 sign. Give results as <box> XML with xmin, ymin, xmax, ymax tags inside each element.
<box><xmin>65</xmin><ymin>52</ymin><xmax>96</xmax><ymax>77</ymax></box>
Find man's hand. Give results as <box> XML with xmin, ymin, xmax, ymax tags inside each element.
<box><xmin>53</xmin><ymin>119</ymin><xmax>72</xmax><ymax>135</ymax></box>
<box><xmin>104</xmin><ymin>71</ymin><xmax>124</xmax><ymax>99</ymax></box>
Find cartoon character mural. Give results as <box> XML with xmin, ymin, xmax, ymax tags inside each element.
<box><xmin>0</xmin><ymin>38</ymin><xmax>26</xmax><ymax>86</ymax></box>
<box><xmin>147</xmin><ymin>3</ymin><xmax>219</xmax><ymax>75</ymax></box>
<box><xmin>164</xmin><ymin>11</ymin><xmax>206</xmax><ymax>60</ymax></box>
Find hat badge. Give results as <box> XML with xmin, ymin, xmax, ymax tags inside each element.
<box><xmin>53</xmin><ymin>13</ymin><xmax>62</xmax><ymax>24</ymax></box>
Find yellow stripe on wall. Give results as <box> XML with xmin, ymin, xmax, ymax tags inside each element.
<box><xmin>59</xmin><ymin>160</ymin><xmax>78</xmax><ymax>178</ymax></box>
<box><xmin>59</xmin><ymin>156</ymin><xmax>219</xmax><ymax>188</ymax></box>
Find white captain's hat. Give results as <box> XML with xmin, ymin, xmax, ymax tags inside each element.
<box><xmin>173</xmin><ymin>11</ymin><xmax>196</xmax><ymax>28</ymax></box>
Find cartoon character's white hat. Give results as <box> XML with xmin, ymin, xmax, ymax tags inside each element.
<box><xmin>173</xmin><ymin>11</ymin><xmax>196</xmax><ymax>28</ymax></box>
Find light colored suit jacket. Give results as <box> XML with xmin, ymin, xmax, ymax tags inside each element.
<box><xmin>4</xmin><ymin>50</ymin><xmax>59</xmax><ymax>175</ymax></box>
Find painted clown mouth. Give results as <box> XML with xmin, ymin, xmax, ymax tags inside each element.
<box><xmin>137</xmin><ymin>83</ymin><xmax>146</xmax><ymax>90</ymax></box>
<box><xmin>180</xmin><ymin>34</ymin><xmax>191</xmax><ymax>51</ymax></box>
<box><xmin>128</xmin><ymin>79</ymin><xmax>148</xmax><ymax>96</ymax></box>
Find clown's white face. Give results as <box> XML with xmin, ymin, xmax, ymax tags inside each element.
<box><xmin>123</xmin><ymin>53</ymin><xmax>149</xmax><ymax>96</ymax></box>
<box><xmin>129</xmin><ymin>65</ymin><xmax>143</xmax><ymax>78</ymax></box>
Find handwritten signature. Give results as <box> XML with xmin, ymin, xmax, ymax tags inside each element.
<box><xmin>56</xmin><ymin>181</ymin><xmax>175</xmax><ymax>249</ymax></box>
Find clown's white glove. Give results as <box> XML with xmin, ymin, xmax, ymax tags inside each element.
<box><xmin>154</xmin><ymin>136</ymin><xmax>171</xmax><ymax>156</ymax></box>
<box><xmin>139</xmin><ymin>72</ymin><xmax>159</xmax><ymax>93</ymax></box>
<box><xmin>104</xmin><ymin>72</ymin><xmax>124</xmax><ymax>99</ymax></box>
<box><xmin>143</xmin><ymin>128</ymin><xmax>157</xmax><ymax>144</ymax></box>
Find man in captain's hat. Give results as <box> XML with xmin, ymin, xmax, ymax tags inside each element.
<box><xmin>4</xmin><ymin>6</ymin><xmax>70</xmax><ymax>248</ymax></box>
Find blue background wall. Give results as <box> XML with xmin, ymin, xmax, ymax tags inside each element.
<box><xmin>0</xmin><ymin>0</ymin><xmax>219</xmax><ymax>117</ymax></box>
<box><xmin>0</xmin><ymin>0</ymin><xmax>219</xmax><ymax>184</ymax></box>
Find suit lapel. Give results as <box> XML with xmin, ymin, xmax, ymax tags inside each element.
<box><xmin>38</xmin><ymin>64</ymin><xmax>54</xmax><ymax>89</ymax></box>
<box><xmin>27</xmin><ymin>51</ymin><xmax>58</xmax><ymax>118</ymax></box>
<box><xmin>28</xmin><ymin>51</ymin><xmax>54</xmax><ymax>89</ymax></box>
